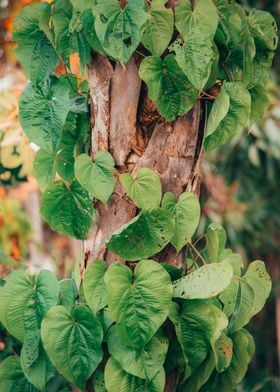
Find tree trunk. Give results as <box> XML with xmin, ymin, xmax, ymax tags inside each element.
<box><xmin>84</xmin><ymin>53</ymin><xmax>206</xmax><ymax>390</ymax></box>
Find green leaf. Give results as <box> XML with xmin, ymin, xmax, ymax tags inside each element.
<box><xmin>213</xmin><ymin>333</ymin><xmax>233</xmax><ymax>373</ymax></box>
<box><xmin>204</xmin><ymin>223</ymin><xmax>230</xmax><ymax>264</ymax></box>
<box><xmin>53</xmin><ymin>0</ymin><xmax>90</xmax><ymax>70</ymax></box>
<box><xmin>59</xmin><ymin>279</ymin><xmax>77</xmax><ymax>310</ymax></box>
<box><xmin>104</xmin><ymin>260</ymin><xmax>173</xmax><ymax>349</ymax></box>
<box><xmin>93</xmin><ymin>0</ymin><xmax>147</xmax><ymax>63</ymax></box>
<box><xmin>160</xmin><ymin>263</ymin><xmax>183</xmax><ymax>282</ymax></box>
<box><xmin>74</xmin><ymin>151</ymin><xmax>116</xmax><ymax>204</ymax></box>
<box><xmin>205</xmin><ymin>89</ymin><xmax>230</xmax><ymax>138</ymax></box>
<box><xmin>170</xmin><ymin>33</ymin><xmax>215</xmax><ymax>91</ymax></box>
<box><xmin>220</xmin><ymin>260</ymin><xmax>271</xmax><ymax>332</ymax></box>
<box><xmin>40</xmin><ymin>180</ymin><xmax>94</xmax><ymax>239</ymax></box>
<box><xmin>20</xmin><ymin>330</ymin><xmax>52</xmax><ymax>390</ymax></box>
<box><xmin>248</xmin><ymin>10</ymin><xmax>278</xmax><ymax>51</ymax></box>
<box><xmin>104</xmin><ymin>357</ymin><xmax>165</xmax><ymax>392</ymax></box>
<box><xmin>175</xmin><ymin>0</ymin><xmax>218</xmax><ymax>41</ymax></box>
<box><xmin>0</xmin><ymin>356</ymin><xmax>38</xmax><ymax>392</ymax></box>
<box><xmin>169</xmin><ymin>301</ymin><xmax>228</xmax><ymax>370</ymax></box>
<box><xmin>249</xmin><ymin>84</ymin><xmax>269</xmax><ymax>123</ymax></box>
<box><xmin>93</xmin><ymin>370</ymin><xmax>106</xmax><ymax>392</ymax></box>
<box><xmin>84</xmin><ymin>261</ymin><xmax>108</xmax><ymax>314</ymax></box>
<box><xmin>12</xmin><ymin>3</ymin><xmax>59</xmax><ymax>85</ymax></box>
<box><xmin>120</xmin><ymin>168</ymin><xmax>162</xmax><ymax>210</ymax></box>
<box><xmin>200</xmin><ymin>329</ymin><xmax>255</xmax><ymax>391</ymax></box>
<box><xmin>106</xmin><ymin>208</ymin><xmax>175</xmax><ymax>260</ymax></box>
<box><xmin>34</xmin><ymin>149</ymin><xmax>56</xmax><ymax>191</ymax></box>
<box><xmin>141</xmin><ymin>0</ymin><xmax>173</xmax><ymax>56</ymax></box>
<box><xmin>41</xmin><ymin>305</ymin><xmax>103</xmax><ymax>389</ymax></box>
<box><xmin>107</xmin><ymin>326</ymin><xmax>168</xmax><ymax>380</ymax></box>
<box><xmin>0</xmin><ymin>270</ymin><xmax>59</xmax><ymax>342</ymax></box>
<box><xmin>19</xmin><ymin>79</ymin><xmax>71</xmax><ymax>154</ymax></box>
<box><xmin>173</xmin><ymin>262</ymin><xmax>233</xmax><ymax>300</ymax></box>
<box><xmin>70</xmin><ymin>0</ymin><xmax>92</xmax><ymax>12</ymax></box>
<box><xmin>204</xmin><ymin>82</ymin><xmax>251</xmax><ymax>151</ymax></box>
<box><xmin>139</xmin><ymin>55</ymin><xmax>198</xmax><ymax>121</ymax></box>
<box><xmin>162</xmin><ymin>192</ymin><xmax>200</xmax><ymax>252</ymax></box>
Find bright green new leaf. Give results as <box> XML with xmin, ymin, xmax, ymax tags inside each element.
<box><xmin>200</xmin><ymin>329</ymin><xmax>255</xmax><ymax>391</ymax></box>
<box><xmin>41</xmin><ymin>305</ymin><xmax>103</xmax><ymax>389</ymax></box>
<box><xmin>170</xmin><ymin>301</ymin><xmax>228</xmax><ymax>370</ymax></box>
<box><xmin>170</xmin><ymin>33</ymin><xmax>215</xmax><ymax>91</ymax></box>
<box><xmin>173</xmin><ymin>262</ymin><xmax>233</xmax><ymax>300</ymax></box>
<box><xmin>75</xmin><ymin>152</ymin><xmax>116</xmax><ymax>204</ymax></box>
<box><xmin>106</xmin><ymin>208</ymin><xmax>175</xmax><ymax>260</ymax></box>
<box><xmin>220</xmin><ymin>260</ymin><xmax>271</xmax><ymax>332</ymax></box>
<box><xmin>104</xmin><ymin>260</ymin><xmax>173</xmax><ymax>349</ymax></box>
<box><xmin>104</xmin><ymin>357</ymin><xmax>165</xmax><ymax>392</ymax></box>
<box><xmin>204</xmin><ymin>82</ymin><xmax>251</xmax><ymax>151</ymax></box>
<box><xmin>19</xmin><ymin>79</ymin><xmax>71</xmax><ymax>154</ymax></box>
<box><xmin>40</xmin><ymin>180</ymin><xmax>94</xmax><ymax>239</ymax></box>
<box><xmin>93</xmin><ymin>0</ymin><xmax>147</xmax><ymax>63</ymax></box>
<box><xmin>20</xmin><ymin>330</ymin><xmax>52</xmax><ymax>390</ymax></box>
<box><xmin>175</xmin><ymin>0</ymin><xmax>218</xmax><ymax>41</ymax></box>
<box><xmin>0</xmin><ymin>356</ymin><xmax>37</xmax><ymax>392</ymax></box>
<box><xmin>84</xmin><ymin>260</ymin><xmax>108</xmax><ymax>314</ymax></box>
<box><xmin>206</xmin><ymin>89</ymin><xmax>230</xmax><ymax>138</ymax></box>
<box><xmin>120</xmin><ymin>168</ymin><xmax>162</xmax><ymax>210</ymax></box>
<box><xmin>12</xmin><ymin>3</ymin><xmax>59</xmax><ymax>85</ymax></box>
<box><xmin>141</xmin><ymin>0</ymin><xmax>173</xmax><ymax>56</ymax></box>
<box><xmin>107</xmin><ymin>326</ymin><xmax>168</xmax><ymax>380</ymax></box>
<box><xmin>0</xmin><ymin>270</ymin><xmax>59</xmax><ymax>342</ymax></box>
<box><xmin>162</xmin><ymin>192</ymin><xmax>200</xmax><ymax>252</ymax></box>
<box><xmin>139</xmin><ymin>55</ymin><xmax>198</xmax><ymax>121</ymax></box>
<box><xmin>213</xmin><ymin>333</ymin><xmax>233</xmax><ymax>373</ymax></box>
<box><xmin>59</xmin><ymin>279</ymin><xmax>77</xmax><ymax>310</ymax></box>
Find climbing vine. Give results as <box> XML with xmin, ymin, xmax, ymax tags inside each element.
<box><xmin>0</xmin><ymin>0</ymin><xmax>278</xmax><ymax>391</ymax></box>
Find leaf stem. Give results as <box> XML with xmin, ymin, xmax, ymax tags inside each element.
<box><xmin>187</xmin><ymin>242</ymin><xmax>207</xmax><ymax>265</ymax></box>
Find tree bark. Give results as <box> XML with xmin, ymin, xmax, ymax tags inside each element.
<box><xmin>84</xmin><ymin>53</ymin><xmax>206</xmax><ymax>390</ymax></box>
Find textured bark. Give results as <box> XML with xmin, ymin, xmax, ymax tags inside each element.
<box><xmin>84</xmin><ymin>53</ymin><xmax>206</xmax><ymax>390</ymax></box>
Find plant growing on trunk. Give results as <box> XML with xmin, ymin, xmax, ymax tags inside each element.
<box><xmin>0</xmin><ymin>0</ymin><xmax>277</xmax><ymax>391</ymax></box>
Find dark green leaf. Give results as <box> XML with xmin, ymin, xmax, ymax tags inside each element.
<box><xmin>0</xmin><ymin>356</ymin><xmax>38</xmax><ymax>392</ymax></box>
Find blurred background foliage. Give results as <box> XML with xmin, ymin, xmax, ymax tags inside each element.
<box><xmin>0</xmin><ymin>0</ymin><xmax>279</xmax><ymax>391</ymax></box>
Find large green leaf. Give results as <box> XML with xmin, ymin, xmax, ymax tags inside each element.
<box><xmin>141</xmin><ymin>0</ymin><xmax>173</xmax><ymax>56</ymax></box>
<box><xmin>162</xmin><ymin>192</ymin><xmax>200</xmax><ymax>253</ymax></box>
<box><xmin>0</xmin><ymin>356</ymin><xmax>37</xmax><ymax>392</ymax></box>
<box><xmin>169</xmin><ymin>301</ymin><xmax>228</xmax><ymax>370</ymax></box>
<box><xmin>175</xmin><ymin>0</ymin><xmax>218</xmax><ymax>41</ymax></box>
<box><xmin>20</xmin><ymin>330</ymin><xmax>52</xmax><ymax>390</ymax></box>
<box><xmin>41</xmin><ymin>305</ymin><xmax>103</xmax><ymax>389</ymax></box>
<box><xmin>0</xmin><ymin>270</ymin><xmax>59</xmax><ymax>342</ymax></box>
<box><xmin>213</xmin><ymin>333</ymin><xmax>233</xmax><ymax>373</ymax></box>
<box><xmin>104</xmin><ymin>357</ymin><xmax>165</xmax><ymax>392</ymax></box>
<box><xmin>93</xmin><ymin>0</ymin><xmax>147</xmax><ymax>63</ymax></box>
<box><xmin>204</xmin><ymin>82</ymin><xmax>251</xmax><ymax>151</ymax></box>
<box><xmin>220</xmin><ymin>260</ymin><xmax>271</xmax><ymax>332</ymax></box>
<box><xmin>40</xmin><ymin>180</ymin><xmax>94</xmax><ymax>239</ymax></box>
<box><xmin>106</xmin><ymin>208</ymin><xmax>175</xmax><ymax>260</ymax></box>
<box><xmin>200</xmin><ymin>329</ymin><xmax>255</xmax><ymax>391</ymax></box>
<box><xmin>139</xmin><ymin>55</ymin><xmax>198</xmax><ymax>121</ymax></box>
<box><xmin>107</xmin><ymin>326</ymin><xmax>168</xmax><ymax>380</ymax></box>
<box><xmin>19</xmin><ymin>79</ymin><xmax>71</xmax><ymax>154</ymax></box>
<box><xmin>83</xmin><ymin>260</ymin><xmax>108</xmax><ymax>314</ymax></box>
<box><xmin>120</xmin><ymin>168</ymin><xmax>162</xmax><ymax>210</ymax></box>
<box><xmin>170</xmin><ymin>33</ymin><xmax>215</xmax><ymax>91</ymax></box>
<box><xmin>173</xmin><ymin>262</ymin><xmax>233</xmax><ymax>300</ymax></box>
<box><xmin>74</xmin><ymin>152</ymin><xmax>116</xmax><ymax>204</ymax></box>
<box><xmin>53</xmin><ymin>0</ymin><xmax>91</xmax><ymax>70</ymax></box>
<box><xmin>104</xmin><ymin>260</ymin><xmax>173</xmax><ymax>349</ymax></box>
<box><xmin>12</xmin><ymin>3</ymin><xmax>59</xmax><ymax>85</ymax></box>
<box><xmin>248</xmin><ymin>10</ymin><xmax>278</xmax><ymax>51</ymax></box>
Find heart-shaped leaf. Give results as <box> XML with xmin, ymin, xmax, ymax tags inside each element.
<box><xmin>106</xmin><ymin>208</ymin><xmax>175</xmax><ymax>260</ymax></box>
<box><xmin>75</xmin><ymin>152</ymin><xmax>116</xmax><ymax>204</ymax></box>
<box><xmin>0</xmin><ymin>356</ymin><xmax>37</xmax><ymax>392</ymax></box>
<box><xmin>120</xmin><ymin>168</ymin><xmax>162</xmax><ymax>210</ymax></box>
<box><xmin>40</xmin><ymin>180</ymin><xmax>94</xmax><ymax>239</ymax></box>
<box><xmin>105</xmin><ymin>260</ymin><xmax>173</xmax><ymax>349</ymax></box>
<box><xmin>41</xmin><ymin>305</ymin><xmax>103</xmax><ymax>389</ymax></box>
<box><xmin>84</xmin><ymin>261</ymin><xmax>108</xmax><ymax>314</ymax></box>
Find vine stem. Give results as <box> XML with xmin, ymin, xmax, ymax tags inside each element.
<box><xmin>187</xmin><ymin>241</ymin><xmax>207</xmax><ymax>265</ymax></box>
